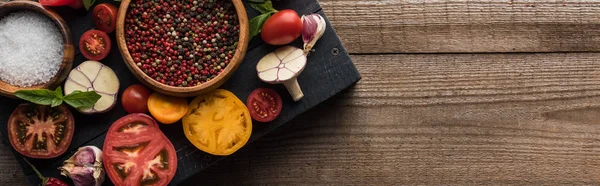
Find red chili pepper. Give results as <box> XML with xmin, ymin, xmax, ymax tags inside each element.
<box><xmin>23</xmin><ymin>158</ymin><xmax>70</xmax><ymax>186</ymax></box>
<box><xmin>46</xmin><ymin>177</ymin><xmax>69</xmax><ymax>186</ymax></box>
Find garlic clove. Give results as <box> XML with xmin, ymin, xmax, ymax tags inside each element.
<box><xmin>64</xmin><ymin>166</ymin><xmax>95</xmax><ymax>186</ymax></box>
<box><xmin>256</xmin><ymin>52</ymin><xmax>279</xmax><ymax>72</ymax></box>
<box><xmin>60</xmin><ymin>146</ymin><xmax>105</xmax><ymax>186</ymax></box>
<box><xmin>258</xmin><ymin>68</ymin><xmax>278</xmax><ymax>82</ymax></box>
<box><xmin>301</xmin><ymin>14</ymin><xmax>327</xmax><ymax>54</ymax></box>
<box><xmin>278</xmin><ymin>68</ymin><xmax>295</xmax><ymax>80</ymax></box>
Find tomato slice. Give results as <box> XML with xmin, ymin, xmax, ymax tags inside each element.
<box><xmin>147</xmin><ymin>93</ymin><xmax>188</xmax><ymax>124</ymax></box>
<box><xmin>7</xmin><ymin>104</ymin><xmax>74</xmax><ymax>159</ymax></box>
<box><xmin>103</xmin><ymin>113</ymin><xmax>177</xmax><ymax>186</ymax></box>
<box><xmin>246</xmin><ymin>88</ymin><xmax>282</xmax><ymax>122</ymax></box>
<box><xmin>79</xmin><ymin>30</ymin><xmax>111</xmax><ymax>61</ymax></box>
<box><xmin>182</xmin><ymin>89</ymin><xmax>252</xmax><ymax>156</ymax></box>
<box><xmin>93</xmin><ymin>3</ymin><xmax>118</xmax><ymax>34</ymax></box>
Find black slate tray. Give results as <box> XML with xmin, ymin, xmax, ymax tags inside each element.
<box><xmin>0</xmin><ymin>0</ymin><xmax>361</xmax><ymax>185</ymax></box>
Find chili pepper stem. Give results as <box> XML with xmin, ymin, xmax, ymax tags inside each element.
<box><xmin>282</xmin><ymin>79</ymin><xmax>303</xmax><ymax>102</ymax></box>
<box><xmin>23</xmin><ymin>158</ymin><xmax>49</xmax><ymax>185</ymax></box>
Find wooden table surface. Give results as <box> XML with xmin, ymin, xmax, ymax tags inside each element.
<box><xmin>3</xmin><ymin>0</ymin><xmax>600</xmax><ymax>185</ymax></box>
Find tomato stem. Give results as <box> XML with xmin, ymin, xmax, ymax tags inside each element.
<box><xmin>23</xmin><ymin>158</ymin><xmax>49</xmax><ymax>185</ymax></box>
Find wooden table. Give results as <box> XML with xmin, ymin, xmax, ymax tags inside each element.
<box><xmin>3</xmin><ymin>0</ymin><xmax>600</xmax><ymax>185</ymax></box>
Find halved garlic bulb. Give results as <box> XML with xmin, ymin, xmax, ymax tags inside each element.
<box><xmin>257</xmin><ymin>46</ymin><xmax>307</xmax><ymax>101</ymax></box>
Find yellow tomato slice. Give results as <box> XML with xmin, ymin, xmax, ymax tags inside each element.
<box><xmin>147</xmin><ymin>92</ymin><xmax>189</xmax><ymax>124</ymax></box>
<box><xmin>182</xmin><ymin>89</ymin><xmax>252</xmax><ymax>156</ymax></box>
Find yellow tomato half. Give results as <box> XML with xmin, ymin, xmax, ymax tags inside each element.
<box><xmin>182</xmin><ymin>89</ymin><xmax>252</xmax><ymax>156</ymax></box>
<box><xmin>147</xmin><ymin>92</ymin><xmax>188</xmax><ymax>124</ymax></box>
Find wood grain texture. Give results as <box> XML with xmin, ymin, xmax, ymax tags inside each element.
<box><xmin>3</xmin><ymin>0</ymin><xmax>600</xmax><ymax>185</ymax></box>
<box><xmin>183</xmin><ymin>53</ymin><xmax>600</xmax><ymax>185</ymax></box>
<box><xmin>0</xmin><ymin>133</ymin><xmax>28</xmax><ymax>186</ymax></box>
<box><xmin>319</xmin><ymin>0</ymin><xmax>600</xmax><ymax>53</ymax></box>
<box><xmin>3</xmin><ymin>52</ymin><xmax>600</xmax><ymax>185</ymax></box>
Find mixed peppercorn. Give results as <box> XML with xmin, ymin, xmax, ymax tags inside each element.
<box><xmin>125</xmin><ymin>0</ymin><xmax>239</xmax><ymax>87</ymax></box>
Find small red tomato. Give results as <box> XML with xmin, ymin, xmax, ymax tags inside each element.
<box><xmin>93</xmin><ymin>3</ymin><xmax>118</xmax><ymax>34</ymax></box>
<box><xmin>261</xmin><ymin>9</ymin><xmax>303</xmax><ymax>45</ymax></box>
<box><xmin>39</xmin><ymin>0</ymin><xmax>82</xmax><ymax>9</ymax></box>
<box><xmin>247</xmin><ymin>88</ymin><xmax>283</xmax><ymax>122</ymax></box>
<box><xmin>121</xmin><ymin>84</ymin><xmax>152</xmax><ymax>114</ymax></box>
<box><xmin>79</xmin><ymin>29</ymin><xmax>111</xmax><ymax>61</ymax></box>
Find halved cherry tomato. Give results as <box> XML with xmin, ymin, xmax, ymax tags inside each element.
<box><xmin>103</xmin><ymin>113</ymin><xmax>177</xmax><ymax>186</ymax></box>
<box><xmin>79</xmin><ymin>30</ymin><xmax>111</xmax><ymax>61</ymax></box>
<box><xmin>7</xmin><ymin>104</ymin><xmax>74</xmax><ymax>159</ymax></box>
<box><xmin>39</xmin><ymin>0</ymin><xmax>82</xmax><ymax>9</ymax></box>
<box><xmin>246</xmin><ymin>88</ymin><xmax>282</xmax><ymax>122</ymax></box>
<box><xmin>182</xmin><ymin>89</ymin><xmax>252</xmax><ymax>156</ymax></box>
<box><xmin>93</xmin><ymin>3</ymin><xmax>118</xmax><ymax>34</ymax></box>
<box><xmin>261</xmin><ymin>9</ymin><xmax>303</xmax><ymax>45</ymax></box>
<box><xmin>147</xmin><ymin>92</ymin><xmax>188</xmax><ymax>124</ymax></box>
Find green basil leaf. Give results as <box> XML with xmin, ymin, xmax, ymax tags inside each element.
<box><xmin>63</xmin><ymin>91</ymin><xmax>101</xmax><ymax>109</ymax></box>
<box><xmin>55</xmin><ymin>86</ymin><xmax>63</xmax><ymax>98</ymax></box>
<box><xmin>50</xmin><ymin>98</ymin><xmax>63</xmax><ymax>107</ymax></box>
<box><xmin>14</xmin><ymin>89</ymin><xmax>60</xmax><ymax>106</ymax></box>
<box><xmin>250</xmin><ymin>0</ymin><xmax>277</xmax><ymax>14</ymax></box>
<box><xmin>83</xmin><ymin>0</ymin><xmax>95</xmax><ymax>10</ymax></box>
<box><xmin>249</xmin><ymin>13</ymin><xmax>271</xmax><ymax>39</ymax></box>
<box><xmin>247</xmin><ymin>0</ymin><xmax>266</xmax><ymax>3</ymax></box>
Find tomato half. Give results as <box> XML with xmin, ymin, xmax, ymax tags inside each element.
<box><xmin>79</xmin><ymin>30</ymin><xmax>111</xmax><ymax>61</ymax></box>
<box><xmin>147</xmin><ymin>93</ymin><xmax>188</xmax><ymax>124</ymax></box>
<box><xmin>246</xmin><ymin>88</ymin><xmax>282</xmax><ymax>122</ymax></box>
<box><xmin>103</xmin><ymin>113</ymin><xmax>177</xmax><ymax>186</ymax></box>
<box><xmin>39</xmin><ymin>0</ymin><xmax>82</xmax><ymax>9</ymax></box>
<box><xmin>93</xmin><ymin>3</ymin><xmax>118</xmax><ymax>34</ymax></box>
<box><xmin>182</xmin><ymin>89</ymin><xmax>252</xmax><ymax>156</ymax></box>
<box><xmin>7</xmin><ymin>104</ymin><xmax>74</xmax><ymax>159</ymax></box>
<box><xmin>261</xmin><ymin>9</ymin><xmax>303</xmax><ymax>45</ymax></box>
<box><xmin>122</xmin><ymin>84</ymin><xmax>152</xmax><ymax>114</ymax></box>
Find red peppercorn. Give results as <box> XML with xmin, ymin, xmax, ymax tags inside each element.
<box><xmin>125</xmin><ymin>0</ymin><xmax>238</xmax><ymax>87</ymax></box>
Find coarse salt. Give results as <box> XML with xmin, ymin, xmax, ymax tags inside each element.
<box><xmin>0</xmin><ymin>11</ymin><xmax>64</xmax><ymax>87</ymax></box>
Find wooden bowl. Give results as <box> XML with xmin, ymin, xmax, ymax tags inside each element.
<box><xmin>116</xmin><ymin>0</ymin><xmax>249</xmax><ymax>97</ymax></box>
<box><xmin>0</xmin><ymin>0</ymin><xmax>74</xmax><ymax>98</ymax></box>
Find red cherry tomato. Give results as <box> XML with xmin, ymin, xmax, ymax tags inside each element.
<box><xmin>79</xmin><ymin>30</ymin><xmax>111</xmax><ymax>61</ymax></box>
<box><xmin>121</xmin><ymin>84</ymin><xmax>152</xmax><ymax>114</ymax></box>
<box><xmin>103</xmin><ymin>114</ymin><xmax>178</xmax><ymax>186</ymax></box>
<box><xmin>261</xmin><ymin>9</ymin><xmax>303</xmax><ymax>45</ymax></box>
<box><xmin>246</xmin><ymin>88</ymin><xmax>283</xmax><ymax>122</ymax></box>
<box><xmin>39</xmin><ymin>0</ymin><xmax>82</xmax><ymax>9</ymax></box>
<box><xmin>93</xmin><ymin>3</ymin><xmax>118</xmax><ymax>34</ymax></box>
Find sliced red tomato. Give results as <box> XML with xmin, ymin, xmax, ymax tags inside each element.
<box><xmin>103</xmin><ymin>113</ymin><xmax>177</xmax><ymax>186</ymax></box>
<box><xmin>79</xmin><ymin>30</ymin><xmax>111</xmax><ymax>61</ymax></box>
<box><xmin>246</xmin><ymin>88</ymin><xmax>282</xmax><ymax>122</ymax></box>
<box><xmin>39</xmin><ymin>0</ymin><xmax>82</xmax><ymax>9</ymax></box>
<box><xmin>7</xmin><ymin>104</ymin><xmax>74</xmax><ymax>159</ymax></box>
<box><xmin>93</xmin><ymin>3</ymin><xmax>118</xmax><ymax>34</ymax></box>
